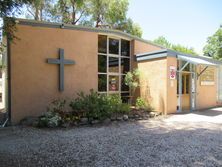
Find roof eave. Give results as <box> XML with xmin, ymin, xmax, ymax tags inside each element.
<box><xmin>16</xmin><ymin>18</ymin><xmax>165</xmax><ymax>49</ymax></box>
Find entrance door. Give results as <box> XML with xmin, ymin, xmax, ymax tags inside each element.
<box><xmin>181</xmin><ymin>73</ymin><xmax>191</xmax><ymax>111</ymax></box>
<box><xmin>177</xmin><ymin>72</ymin><xmax>196</xmax><ymax>112</ymax></box>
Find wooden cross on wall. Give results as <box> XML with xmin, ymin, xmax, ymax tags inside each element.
<box><xmin>47</xmin><ymin>48</ymin><xmax>75</xmax><ymax>91</ymax></box>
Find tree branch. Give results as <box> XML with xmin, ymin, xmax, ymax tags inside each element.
<box><xmin>74</xmin><ymin>10</ymin><xmax>84</xmax><ymax>24</ymax></box>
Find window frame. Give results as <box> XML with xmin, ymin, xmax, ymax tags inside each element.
<box><xmin>98</xmin><ymin>34</ymin><xmax>131</xmax><ymax>96</ymax></box>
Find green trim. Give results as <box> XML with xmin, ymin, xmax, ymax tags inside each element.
<box><xmin>16</xmin><ymin>18</ymin><xmax>165</xmax><ymax>49</ymax></box>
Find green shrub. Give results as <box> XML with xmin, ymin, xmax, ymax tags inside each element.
<box><xmin>70</xmin><ymin>90</ymin><xmax>131</xmax><ymax>120</ymax></box>
<box><xmin>119</xmin><ymin>103</ymin><xmax>131</xmax><ymax>114</ymax></box>
<box><xmin>38</xmin><ymin>111</ymin><xmax>62</xmax><ymax>128</ymax></box>
<box><xmin>135</xmin><ymin>97</ymin><xmax>153</xmax><ymax>112</ymax></box>
<box><xmin>135</xmin><ymin>97</ymin><xmax>147</xmax><ymax>109</ymax></box>
<box><xmin>70</xmin><ymin>90</ymin><xmax>112</xmax><ymax>120</ymax></box>
<box><xmin>47</xmin><ymin>99</ymin><xmax>66</xmax><ymax>113</ymax></box>
<box><xmin>38</xmin><ymin>99</ymin><xmax>67</xmax><ymax>127</ymax></box>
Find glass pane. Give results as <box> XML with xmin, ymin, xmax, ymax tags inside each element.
<box><xmin>121</xmin><ymin>75</ymin><xmax>129</xmax><ymax>91</ymax></box>
<box><xmin>182</xmin><ymin>75</ymin><xmax>185</xmax><ymax>94</ymax></box>
<box><xmin>121</xmin><ymin>93</ymin><xmax>130</xmax><ymax>103</ymax></box>
<box><xmin>98</xmin><ymin>55</ymin><xmax>107</xmax><ymax>73</ymax></box>
<box><xmin>98</xmin><ymin>74</ymin><xmax>107</xmax><ymax>92</ymax></box>
<box><xmin>121</xmin><ymin>39</ymin><xmax>130</xmax><ymax>56</ymax></box>
<box><xmin>121</xmin><ymin>58</ymin><xmax>130</xmax><ymax>74</ymax></box>
<box><xmin>109</xmin><ymin>57</ymin><xmax>119</xmax><ymax>73</ymax></box>
<box><xmin>98</xmin><ymin>35</ymin><xmax>107</xmax><ymax>53</ymax></box>
<box><xmin>109</xmin><ymin>38</ymin><xmax>119</xmax><ymax>55</ymax></box>
<box><xmin>186</xmin><ymin>75</ymin><xmax>190</xmax><ymax>94</ymax></box>
<box><xmin>109</xmin><ymin>75</ymin><xmax>119</xmax><ymax>91</ymax></box>
<box><xmin>181</xmin><ymin>61</ymin><xmax>190</xmax><ymax>71</ymax></box>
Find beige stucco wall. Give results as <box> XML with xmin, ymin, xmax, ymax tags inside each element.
<box><xmin>196</xmin><ymin>65</ymin><xmax>218</xmax><ymax>109</ymax></box>
<box><xmin>166</xmin><ymin>57</ymin><xmax>177</xmax><ymax>114</ymax></box>
<box><xmin>131</xmin><ymin>40</ymin><xmax>163</xmax><ymax>105</ymax></box>
<box><xmin>10</xmin><ymin>25</ymin><xmax>98</xmax><ymax>123</ymax></box>
<box><xmin>137</xmin><ymin>58</ymin><xmax>167</xmax><ymax>114</ymax></box>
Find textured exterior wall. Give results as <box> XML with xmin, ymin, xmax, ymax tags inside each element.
<box><xmin>10</xmin><ymin>25</ymin><xmax>98</xmax><ymax>123</ymax></box>
<box><xmin>166</xmin><ymin>57</ymin><xmax>177</xmax><ymax>114</ymax></box>
<box><xmin>131</xmin><ymin>40</ymin><xmax>163</xmax><ymax>104</ymax></box>
<box><xmin>137</xmin><ymin>58</ymin><xmax>167</xmax><ymax>114</ymax></box>
<box><xmin>131</xmin><ymin>40</ymin><xmax>162</xmax><ymax>68</ymax></box>
<box><xmin>196</xmin><ymin>65</ymin><xmax>218</xmax><ymax>109</ymax></box>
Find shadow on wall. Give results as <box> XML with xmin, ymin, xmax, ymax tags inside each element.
<box><xmin>159</xmin><ymin>94</ymin><xmax>165</xmax><ymax>114</ymax></box>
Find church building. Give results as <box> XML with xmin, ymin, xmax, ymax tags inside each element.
<box><xmin>3</xmin><ymin>19</ymin><xmax>222</xmax><ymax>124</ymax></box>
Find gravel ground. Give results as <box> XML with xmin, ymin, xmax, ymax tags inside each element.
<box><xmin>1</xmin><ymin>108</ymin><xmax>222</xmax><ymax>167</ymax></box>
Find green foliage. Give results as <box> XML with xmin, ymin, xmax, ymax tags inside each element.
<box><xmin>47</xmin><ymin>98</ymin><xmax>66</xmax><ymax>113</ymax></box>
<box><xmin>70</xmin><ymin>90</ymin><xmax>111</xmax><ymax>120</ymax></box>
<box><xmin>0</xmin><ymin>0</ymin><xmax>32</xmax><ymax>41</ymax></box>
<box><xmin>135</xmin><ymin>97</ymin><xmax>147</xmax><ymax>109</ymax></box>
<box><xmin>172</xmin><ymin>44</ymin><xmax>197</xmax><ymax>55</ymax></box>
<box><xmin>25</xmin><ymin>0</ymin><xmax>53</xmax><ymax>21</ymax></box>
<box><xmin>153</xmin><ymin>36</ymin><xmax>171</xmax><ymax>48</ymax></box>
<box><xmin>38</xmin><ymin>111</ymin><xmax>62</xmax><ymax>128</ymax></box>
<box><xmin>38</xmin><ymin>98</ymin><xmax>67</xmax><ymax>127</ymax></box>
<box><xmin>123</xmin><ymin>18</ymin><xmax>142</xmax><ymax>38</ymax></box>
<box><xmin>70</xmin><ymin>90</ymin><xmax>130</xmax><ymax>120</ymax></box>
<box><xmin>135</xmin><ymin>97</ymin><xmax>153</xmax><ymax>112</ymax></box>
<box><xmin>153</xmin><ymin>36</ymin><xmax>198</xmax><ymax>55</ymax></box>
<box><xmin>203</xmin><ymin>27</ymin><xmax>222</xmax><ymax>60</ymax></box>
<box><xmin>125</xmin><ymin>68</ymin><xmax>141</xmax><ymax>92</ymax></box>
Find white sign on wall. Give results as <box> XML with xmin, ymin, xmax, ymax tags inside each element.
<box><xmin>170</xmin><ymin>66</ymin><xmax>176</xmax><ymax>79</ymax></box>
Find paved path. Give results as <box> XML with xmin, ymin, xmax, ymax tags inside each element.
<box><xmin>0</xmin><ymin>108</ymin><xmax>222</xmax><ymax>167</ymax></box>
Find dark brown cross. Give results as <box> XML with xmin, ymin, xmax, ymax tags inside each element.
<box><xmin>47</xmin><ymin>48</ymin><xmax>75</xmax><ymax>91</ymax></box>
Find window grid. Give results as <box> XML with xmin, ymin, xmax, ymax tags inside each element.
<box><xmin>98</xmin><ymin>35</ymin><xmax>131</xmax><ymax>96</ymax></box>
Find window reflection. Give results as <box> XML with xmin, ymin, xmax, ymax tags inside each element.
<box><xmin>98</xmin><ymin>55</ymin><xmax>107</xmax><ymax>73</ymax></box>
<box><xmin>109</xmin><ymin>57</ymin><xmax>119</xmax><ymax>73</ymax></box>
<box><xmin>121</xmin><ymin>39</ymin><xmax>130</xmax><ymax>56</ymax></box>
<box><xmin>98</xmin><ymin>35</ymin><xmax>107</xmax><ymax>53</ymax></box>
<box><xmin>109</xmin><ymin>75</ymin><xmax>119</xmax><ymax>91</ymax></box>
<box><xmin>109</xmin><ymin>38</ymin><xmax>119</xmax><ymax>54</ymax></box>
<box><xmin>98</xmin><ymin>74</ymin><xmax>107</xmax><ymax>92</ymax></box>
<box><xmin>121</xmin><ymin>58</ymin><xmax>130</xmax><ymax>74</ymax></box>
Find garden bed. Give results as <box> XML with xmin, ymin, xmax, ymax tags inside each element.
<box><xmin>20</xmin><ymin>90</ymin><xmax>161</xmax><ymax>128</ymax></box>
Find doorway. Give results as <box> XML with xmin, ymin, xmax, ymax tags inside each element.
<box><xmin>177</xmin><ymin>60</ymin><xmax>196</xmax><ymax>112</ymax></box>
<box><xmin>177</xmin><ymin>72</ymin><xmax>191</xmax><ymax>111</ymax></box>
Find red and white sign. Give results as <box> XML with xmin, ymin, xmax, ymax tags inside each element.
<box><xmin>170</xmin><ymin>66</ymin><xmax>176</xmax><ymax>79</ymax></box>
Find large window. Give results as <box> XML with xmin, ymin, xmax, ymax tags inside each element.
<box><xmin>98</xmin><ymin>35</ymin><xmax>130</xmax><ymax>102</ymax></box>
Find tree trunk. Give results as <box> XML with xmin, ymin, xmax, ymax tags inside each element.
<box><xmin>34</xmin><ymin>9</ymin><xmax>39</xmax><ymax>20</ymax></box>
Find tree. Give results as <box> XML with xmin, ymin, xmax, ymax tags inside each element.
<box><xmin>88</xmin><ymin>0</ymin><xmax>110</xmax><ymax>27</ymax></box>
<box><xmin>25</xmin><ymin>0</ymin><xmax>52</xmax><ymax>21</ymax></box>
<box><xmin>55</xmin><ymin>0</ymin><xmax>88</xmax><ymax>24</ymax></box>
<box><xmin>106</xmin><ymin>0</ymin><xmax>128</xmax><ymax>29</ymax></box>
<box><xmin>153</xmin><ymin>36</ymin><xmax>171</xmax><ymax>48</ymax></box>
<box><xmin>153</xmin><ymin>36</ymin><xmax>197</xmax><ymax>55</ymax></box>
<box><xmin>0</xmin><ymin>0</ymin><xmax>33</xmax><ymax>55</ymax></box>
<box><xmin>1</xmin><ymin>0</ymin><xmax>32</xmax><ymax>38</ymax></box>
<box><xmin>122</xmin><ymin>18</ymin><xmax>142</xmax><ymax>38</ymax></box>
<box><xmin>172</xmin><ymin>44</ymin><xmax>197</xmax><ymax>55</ymax></box>
<box><xmin>88</xmin><ymin>0</ymin><xmax>142</xmax><ymax>37</ymax></box>
<box><xmin>203</xmin><ymin>26</ymin><xmax>222</xmax><ymax>60</ymax></box>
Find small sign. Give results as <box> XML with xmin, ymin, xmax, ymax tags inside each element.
<box><xmin>200</xmin><ymin>65</ymin><xmax>215</xmax><ymax>86</ymax></box>
<box><xmin>170</xmin><ymin>66</ymin><xmax>176</xmax><ymax>79</ymax></box>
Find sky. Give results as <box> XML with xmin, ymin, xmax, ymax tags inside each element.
<box><xmin>127</xmin><ymin>0</ymin><xmax>222</xmax><ymax>54</ymax></box>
